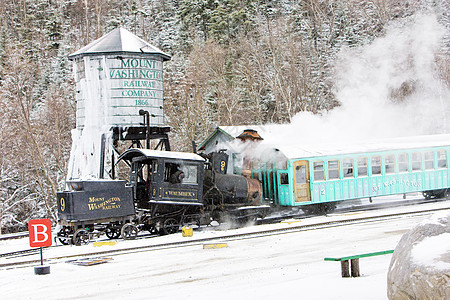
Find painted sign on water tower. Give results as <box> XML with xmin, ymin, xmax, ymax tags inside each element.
<box><xmin>69</xmin><ymin>27</ymin><xmax>171</xmax><ymax>129</ymax></box>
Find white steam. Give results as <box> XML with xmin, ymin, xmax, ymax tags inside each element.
<box><xmin>216</xmin><ymin>13</ymin><xmax>449</xmax><ymax>167</ymax></box>
<box><xmin>266</xmin><ymin>13</ymin><xmax>449</xmax><ymax>147</ymax></box>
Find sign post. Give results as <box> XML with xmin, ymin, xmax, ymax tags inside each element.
<box><xmin>28</xmin><ymin>218</ymin><xmax>52</xmax><ymax>275</ymax></box>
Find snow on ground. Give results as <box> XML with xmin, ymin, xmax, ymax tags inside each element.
<box><xmin>1</xmin><ymin>199</ymin><xmax>449</xmax><ymax>300</ymax></box>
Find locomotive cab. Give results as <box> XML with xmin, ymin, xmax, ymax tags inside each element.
<box><xmin>119</xmin><ymin>149</ymin><xmax>205</xmax><ymax>207</ymax></box>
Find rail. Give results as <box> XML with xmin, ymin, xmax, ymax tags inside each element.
<box><xmin>1</xmin><ymin>205</ymin><xmax>448</xmax><ymax>270</ymax></box>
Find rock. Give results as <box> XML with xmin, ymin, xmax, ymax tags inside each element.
<box><xmin>387</xmin><ymin>212</ymin><xmax>450</xmax><ymax>299</ymax></box>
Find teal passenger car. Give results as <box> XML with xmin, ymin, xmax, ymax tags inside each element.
<box><xmin>251</xmin><ymin>134</ymin><xmax>450</xmax><ymax>213</ymax></box>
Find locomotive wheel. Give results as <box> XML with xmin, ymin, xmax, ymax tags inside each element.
<box><xmin>121</xmin><ymin>223</ymin><xmax>138</xmax><ymax>240</ymax></box>
<box><xmin>57</xmin><ymin>227</ymin><xmax>72</xmax><ymax>245</ymax></box>
<box><xmin>105</xmin><ymin>226</ymin><xmax>121</xmax><ymax>239</ymax></box>
<box><xmin>73</xmin><ymin>229</ymin><xmax>90</xmax><ymax>246</ymax></box>
<box><xmin>147</xmin><ymin>225</ymin><xmax>159</xmax><ymax>235</ymax></box>
<box><xmin>161</xmin><ymin>218</ymin><xmax>179</xmax><ymax>235</ymax></box>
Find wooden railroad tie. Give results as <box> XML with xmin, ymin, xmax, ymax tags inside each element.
<box><xmin>324</xmin><ymin>250</ymin><xmax>394</xmax><ymax>278</ymax></box>
<box><xmin>67</xmin><ymin>257</ymin><xmax>113</xmax><ymax>266</ymax></box>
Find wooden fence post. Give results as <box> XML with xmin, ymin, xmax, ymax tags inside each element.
<box><xmin>341</xmin><ymin>260</ymin><xmax>350</xmax><ymax>277</ymax></box>
<box><xmin>350</xmin><ymin>258</ymin><xmax>360</xmax><ymax>277</ymax></box>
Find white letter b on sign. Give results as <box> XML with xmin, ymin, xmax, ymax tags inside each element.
<box><xmin>31</xmin><ymin>224</ymin><xmax>49</xmax><ymax>243</ymax></box>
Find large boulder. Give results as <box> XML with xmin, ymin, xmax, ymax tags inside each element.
<box><xmin>387</xmin><ymin>211</ymin><xmax>450</xmax><ymax>299</ymax></box>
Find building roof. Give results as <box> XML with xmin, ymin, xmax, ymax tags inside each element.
<box><xmin>68</xmin><ymin>27</ymin><xmax>171</xmax><ymax>61</ymax></box>
<box><xmin>198</xmin><ymin>125</ymin><xmax>284</xmax><ymax>149</ymax></box>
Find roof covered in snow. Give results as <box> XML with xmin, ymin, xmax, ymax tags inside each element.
<box><xmin>198</xmin><ymin>125</ymin><xmax>289</xmax><ymax>149</ymax></box>
<box><xmin>263</xmin><ymin>133</ymin><xmax>450</xmax><ymax>160</ymax></box>
<box><xmin>119</xmin><ymin>148</ymin><xmax>205</xmax><ymax>162</ymax></box>
<box><xmin>199</xmin><ymin>125</ymin><xmax>450</xmax><ymax>160</ymax></box>
<box><xmin>69</xmin><ymin>27</ymin><xmax>171</xmax><ymax>60</ymax></box>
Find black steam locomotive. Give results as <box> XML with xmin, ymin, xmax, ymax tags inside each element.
<box><xmin>57</xmin><ymin>148</ymin><xmax>266</xmax><ymax>245</ymax></box>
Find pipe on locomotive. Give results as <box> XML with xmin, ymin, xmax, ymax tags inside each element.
<box><xmin>139</xmin><ymin>109</ymin><xmax>150</xmax><ymax>149</ymax></box>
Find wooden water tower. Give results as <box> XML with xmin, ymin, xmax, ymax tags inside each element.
<box><xmin>67</xmin><ymin>28</ymin><xmax>171</xmax><ymax>179</ymax></box>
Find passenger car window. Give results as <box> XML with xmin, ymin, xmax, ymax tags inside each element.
<box><xmin>424</xmin><ymin>152</ymin><xmax>435</xmax><ymax>170</ymax></box>
<box><xmin>357</xmin><ymin>157</ymin><xmax>368</xmax><ymax>177</ymax></box>
<box><xmin>343</xmin><ymin>158</ymin><xmax>354</xmax><ymax>178</ymax></box>
<box><xmin>295</xmin><ymin>166</ymin><xmax>306</xmax><ymax>184</ymax></box>
<box><xmin>280</xmin><ymin>173</ymin><xmax>289</xmax><ymax>185</ymax></box>
<box><xmin>385</xmin><ymin>155</ymin><xmax>395</xmax><ymax>174</ymax></box>
<box><xmin>328</xmin><ymin>160</ymin><xmax>339</xmax><ymax>180</ymax></box>
<box><xmin>313</xmin><ymin>161</ymin><xmax>324</xmax><ymax>181</ymax></box>
<box><xmin>437</xmin><ymin>150</ymin><xmax>447</xmax><ymax>169</ymax></box>
<box><xmin>371</xmin><ymin>156</ymin><xmax>381</xmax><ymax>175</ymax></box>
<box><xmin>412</xmin><ymin>152</ymin><xmax>422</xmax><ymax>171</ymax></box>
<box><xmin>398</xmin><ymin>153</ymin><xmax>408</xmax><ymax>172</ymax></box>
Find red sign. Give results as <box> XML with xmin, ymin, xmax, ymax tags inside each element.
<box><xmin>28</xmin><ymin>219</ymin><xmax>52</xmax><ymax>248</ymax></box>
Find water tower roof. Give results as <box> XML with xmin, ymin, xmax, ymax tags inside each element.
<box><xmin>69</xmin><ymin>27</ymin><xmax>171</xmax><ymax>61</ymax></box>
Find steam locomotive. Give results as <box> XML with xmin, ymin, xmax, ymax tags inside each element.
<box><xmin>57</xmin><ymin>147</ymin><xmax>267</xmax><ymax>245</ymax></box>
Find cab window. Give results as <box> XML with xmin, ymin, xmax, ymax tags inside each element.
<box><xmin>164</xmin><ymin>163</ymin><xmax>199</xmax><ymax>184</ymax></box>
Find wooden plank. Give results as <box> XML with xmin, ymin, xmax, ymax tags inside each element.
<box><xmin>93</xmin><ymin>241</ymin><xmax>118</xmax><ymax>247</ymax></box>
<box><xmin>203</xmin><ymin>243</ymin><xmax>228</xmax><ymax>249</ymax></box>
<box><xmin>68</xmin><ymin>257</ymin><xmax>113</xmax><ymax>266</ymax></box>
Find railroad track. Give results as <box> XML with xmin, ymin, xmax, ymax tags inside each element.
<box><xmin>1</xmin><ymin>204</ymin><xmax>449</xmax><ymax>270</ymax></box>
<box><xmin>257</xmin><ymin>196</ymin><xmax>445</xmax><ymax>224</ymax></box>
<box><xmin>0</xmin><ymin>195</ymin><xmax>442</xmax><ymax>243</ymax></box>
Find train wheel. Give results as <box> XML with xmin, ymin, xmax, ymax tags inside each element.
<box><xmin>73</xmin><ymin>229</ymin><xmax>90</xmax><ymax>246</ymax></box>
<box><xmin>105</xmin><ymin>226</ymin><xmax>121</xmax><ymax>239</ymax></box>
<box><xmin>321</xmin><ymin>203</ymin><xmax>336</xmax><ymax>214</ymax></box>
<box><xmin>147</xmin><ymin>225</ymin><xmax>158</xmax><ymax>235</ymax></box>
<box><xmin>423</xmin><ymin>189</ymin><xmax>448</xmax><ymax>200</ymax></box>
<box><xmin>161</xmin><ymin>218</ymin><xmax>179</xmax><ymax>235</ymax></box>
<box><xmin>121</xmin><ymin>224</ymin><xmax>138</xmax><ymax>240</ymax></box>
<box><xmin>57</xmin><ymin>227</ymin><xmax>71</xmax><ymax>245</ymax></box>
<box><xmin>57</xmin><ymin>227</ymin><xmax>70</xmax><ymax>245</ymax></box>
<box><xmin>302</xmin><ymin>203</ymin><xmax>336</xmax><ymax>215</ymax></box>
<box><xmin>423</xmin><ymin>191</ymin><xmax>433</xmax><ymax>200</ymax></box>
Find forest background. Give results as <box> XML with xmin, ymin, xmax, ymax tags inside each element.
<box><xmin>0</xmin><ymin>0</ymin><xmax>448</xmax><ymax>233</ymax></box>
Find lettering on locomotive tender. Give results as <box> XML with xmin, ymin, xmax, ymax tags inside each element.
<box><xmin>88</xmin><ymin>197</ymin><xmax>121</xmax><ymax>211</ymax></box>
